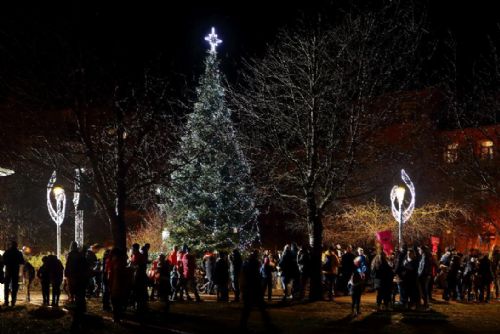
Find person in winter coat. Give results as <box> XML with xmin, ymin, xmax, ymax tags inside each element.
<box><xmin>417</xmin><ymin>246</ymin><xmax>432</xmax><ymax>310</ymax></box>
<box><xmin>203</xmin><ymin>250</ymin><xmax>216</xmax><ymax>294</ymax></box>
<box><xmin>48</xmin><ymin>254</ymin><xmax>64</xmax><ymax>307</ymax></box>
<box><xmin>446</xmin><ymin>254</ymin><xmax>461</xmax><ymax>301</ymax></box>
<box><xmin>65</xmin><ymin>241</ymin><xmax>90</xmax><ymax>331</ymax></box>
<box><xmin>180</xmin><ymin>245</ymin><xmax>201</xmax><ymax>302</ymax></box>
<box><xmin>175</xmin><ymin>247</ymin><xmax>186</xmax><ymax>300</ymax></box>
<box><xmin>85</xmin><ymin>245</ymin><xmax>99</xmax><ymax>297</ymax></box>
<box><xmin>230</xmin><ymin>248</ymin><xmax>243</xmax><ymax>302</ymax></box>
<box><xmin>168</xmin><ymin>245</ymin><xmax>179</xmax><ymax>268</ymax></box>
<box><xmin>297</xmin><ymin>245</ymin><xmax>311</xmax><ymax>300</ymax></box>
<box><xmin>394</xmin><ymin>245</ymin><xmax>408</xmax><ymax>305</ymax></box>
<box><xmin>279</xmin><ymin>244</ymin><xmax>299</xmax><ymax>301</ymax></box>
<box><xmin>340</xmin><ymin>245</ymin><xmax>356</xmax><ymax>295</ymax></box>
<box><xmin>148</xmin><ymin>256</ymin><xmax>160</xmax><ymax>301</ymax></box>
<box><xmin>170</xmin><ymin>265</ymin><xmax>180</xmax><ymax>301</ymax></box>
<box><xmin>322</xmin><ymin>246</ymin><xmax>340</xmax><ymax>301</ymax></box>
<box><xmin>371</xmin><ymin>251</ymin><xmax>394</xmax><ymax>311</ymax></box>
<box><xmin>22</xmin><ymin>260</ymin><xmax>36</xmax><ymax>303</ymax></box>
<box><xmin>260</xmin><ymin>254</ymin><xmax>274</xmax><ymax>301</ymax></box>
<box><xmin>130</xmin><ymin>243</ymin><xmax>148</xmax><ymax>312</ymax></box>
<box><xmin>108</xmin><ymin>247</ymin><xmax>132</xmax><ymax>323</ymax></box>
<box><xmin>439</xmin><ymin>247</ymin><xmax>452</xmax><ymax>267</ymax></box>
<box><xmin>240</xmin><ymin>250</ymin><xmax>273</xmax><ymax>331</ymax></box>
<box><xmin>3</xmin><ymin>241</ymin><xmax>25</xmax><ymax>307</ymax></box>
<box><xmin>157</xmin><ymin>254</ymin><xmax>172</xmax><ymax>313</ymax></box>
<box><xmin>478</xmin><ymin>254</ymin><xmax>493</xmax><ymax>302</ymax></box>
<box><xmin>38</xmin><ymin>256</ymin><xmax>51</xmax><ymax>306</ymax></box>
<box><xmin>102</xmin><ymin>249</ymin><xmax>112</xmax><ymax>311</ymax></box>
<box><xmin>214</xmin><ymin>251</ymin><xmax>230</xmax><ymax>302</ymax></box>
<box><xmin>349</xmin><ymin>256</ymin><xmax>366</xmax><ymax>317</ymax></box>
<box><xmin>402</xmin><ymin>249</ymin><xmax>419</xmax><ymax>309</ymax></box>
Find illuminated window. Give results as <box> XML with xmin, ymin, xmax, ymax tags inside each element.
<box><xmin>479</xmin><ymin>140</ymin><xmax>494</xmax><ymax>160</ymax></box>
<box><xmin>444</xmin><ymin>143</ymin><xmax>459</xmax><ymax>163</ymax></box>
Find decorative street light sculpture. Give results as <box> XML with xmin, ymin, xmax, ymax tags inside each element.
<box><xmin>47</xmin><ymin>171</ymin><xmax>66</xmax><ymax>259</ymax></box>
<box><xmin>73</xmin><ymin>168</ymin><xmax>84</xmax><ymax>248</ymax></box>
<box><xmin>0</xmin><ymin>167</ymin><xmax>14</xmax><ymax>176</ymax></box>
<box><xmin>390</xmin><ymin>169</ymin><xmax>415</xmax><ymax>248</ymax></box>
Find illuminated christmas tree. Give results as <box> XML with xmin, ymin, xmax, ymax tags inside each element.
<box><xmin>163</xmin><ymin>28</ymin><xmax>259</xmax><ymax>251</ymax></box>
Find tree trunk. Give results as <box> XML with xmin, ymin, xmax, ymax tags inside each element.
<box><xmin>307</xmin><ymin>199</ymin><xmax>323</xmax><ymax>301</ymax></box>
<box><xmin>110</xmin><ymin>213</ymin><xmax>127</xmax><ymax>251</ymax></box>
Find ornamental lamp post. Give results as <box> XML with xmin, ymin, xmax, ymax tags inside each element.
<box><xmin>0</xmin><ymin>167</ymin><xmax>15</xmax><ymax>176</ymax></box>
<box><xmin>73</xmin><ymin>168</ymin><xmax>84</xmax><ymax>248</ymax></box>
<box><xmin>53</xmin><ymin>186</ymin><xmax>66</xmax><ymax>259</ymax></box>
<box><xmin>47</xmin><ymin>171</ymin><xmax>67</xmax><ymax>259</ymax></box>
<box><xmin>395</xmin><ymin>185</ymin><xmax>406</xmax><ymax>248</ymax></box>
<box><xmin>390</xmin><ymin>170</ymin><xmax>415</xmax><ymax>249</ymax></box>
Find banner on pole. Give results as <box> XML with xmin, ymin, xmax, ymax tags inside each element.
<box><xmin>431</xmin><ymin>236</ymin><xmax>440</xmax><ymax>254</ymax></box>
<box><xmin>376</xmin><ymin>230</ymin><xmax>394</xmax><ymax>255</ymax></box>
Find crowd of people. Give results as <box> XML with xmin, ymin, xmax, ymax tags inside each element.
<box><xmin>1</xmin><ymin>239</ymin><xmax>500</xmax><ymax>329</ymax></box>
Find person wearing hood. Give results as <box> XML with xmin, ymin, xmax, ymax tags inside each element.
<box><xmin>322</xmin><ymin>246</ymin><xmax>340</xmax><ymax>301</ymax></box>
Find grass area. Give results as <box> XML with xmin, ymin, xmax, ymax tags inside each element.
<box><xmin>1</xmin><ymin>290</ymin><xmax>499</xmax><ymax>333</ymax></box>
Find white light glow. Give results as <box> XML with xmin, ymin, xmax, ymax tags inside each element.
<box><xmin>0</xmin><ymin>167</ymin><xmax>14</xmax><ymax>176</ymax></box>
<box><xmin>47</xmin><ymin>171</ymin><xmax>66</xmax><ymax>259</ymax></box>
<box><xmin>390</xmin><ymin>169</ymin><xmax>415</xmax><ymax>224</ymax></box>
<box><xmin>73</xmin><ymin>168</ymin><xmax>84</xmax><ymax>248</ymax></box>
<box><xmin>395</xmin><ymin>186</ymin><xmax>405</xmax><ymax>206</ymax></box>
<box><xmin>205</xmin><ymin>27</ymin><xmax>222</xmax><ymax>54</ymax></box>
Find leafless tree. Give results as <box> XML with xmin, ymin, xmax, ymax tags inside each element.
<box><xmin>5</xmin><ymin>73</ymin><xmax>181</xmax><ymax>251</ymax></box>
<box><xmin>436</xmin><ymin>30</ymin><xmax>500</xmax><ymax>237</ymax></box>
<box><xmin>231</xmin><ymin>1</ymin><xmax>427</xmax><ymax>299</ymax></box>
<box><xmin>325</xmin><ymin>200</ymin><xmax>472</xmax><ymax>248</ymax></box>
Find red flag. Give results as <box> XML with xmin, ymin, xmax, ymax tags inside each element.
<box><xmin>376</xmin><ymin>230</ymin><xmax>394</xmax><ymax>255</ymax></box>
<box><xmin>431</xmin><ymin>236</ymin><xmax>440</xmax><ymax>254</ymax></box>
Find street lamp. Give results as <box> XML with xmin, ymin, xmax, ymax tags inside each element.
<box><xmin>47</xmin><ymin>171</ymin><xmax>67</xmax><ymax>259</ymax></box>
<box><xmin>390</xmin><ymin>169</ymin><xmax>415</xmax><ymax>248</ymax></box>
<box><xmin>0</xmin><ymin>167</ymin><xmax>14</xmax><ymax>176</ymax></box>
<box><xmin>73</xmin><ymin>168</ymin><xmax>84</xmax><ymax>248</ymax></box>
<box><xmin>394</xmin><ymin>185</ymin><xmax>406</xmax><ymax>248</ymax></box>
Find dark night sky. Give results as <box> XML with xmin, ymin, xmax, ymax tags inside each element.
<box><xmin>0</xmin><ymin>0</ymin><xmax>499</xmax><ymax>250</ymax></box>
<box><xmin>0</xmin><ymin>0</ymin><xmax>500</xmax><ymax>95</ymax></box>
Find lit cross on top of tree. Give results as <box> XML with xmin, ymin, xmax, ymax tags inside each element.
<box><xmin>205</xmin><ymin>27</ymin><xmax>222</xmax><ymax>54</ymax></box>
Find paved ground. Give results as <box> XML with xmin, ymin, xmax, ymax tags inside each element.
<box><xmin>1</xmin><ymin>287</ymin><xmax>499</xmax><ymax>334</ymax></box>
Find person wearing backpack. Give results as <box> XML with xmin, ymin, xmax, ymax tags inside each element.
<box><xmin>322</xmin><ymin>245</ymin><xmax>340</xmax><ymax>301</ymax></box>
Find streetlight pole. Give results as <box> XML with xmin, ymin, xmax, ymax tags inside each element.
<box><xmin>73</xmin><ymin>168</ymin><xmax>84</xmax><ymax>247</ymax></box>
<box><xmin>0</xmin><ymin>167</ymin><xmax>14</xmax><ymax>176</ymax></box>
<box><xmin>391</xmin><ymin>169</ymin><xmax>415</xmax><ymax>249</ymax></box>
<box><xmin>395</xmin><ymin>186</ymin><xmax>406</xmax><ymax>248</ymax></box>
<box><xmin>54</xmin><ymin>187</ymin><xmax>65</xmax><ymax>258</ymax></box>
<box><xmin>47</xmin><ymin>171</ymin><xmax>66</xmax><ymax>259</ymax></box>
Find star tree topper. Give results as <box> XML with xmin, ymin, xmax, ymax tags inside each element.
<box><xmin>205</xmin><ymin>27</ymin><xmax>222</xmax><ymax>53</ymax></box>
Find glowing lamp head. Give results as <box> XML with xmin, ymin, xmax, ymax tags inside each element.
<box><xmin>22</xmin><ymin>246</ymin><xmax>32</xmax><ymax>254</ymax></box>
<box><xmin>395</xmin><ymin>186</ymin><xmax>406</xmax><ymax>205</ymax></box>
<box><xmin>53</xmin><ymin>186</ymin><xmax>65</xmax><ymax>197</ymax></box>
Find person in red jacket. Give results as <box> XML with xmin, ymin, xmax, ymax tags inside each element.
<box><xmin>180</xmin><ymin>245</ymin><xmax>201</xmax><ymax>302</ymax></box>
<box><xmin>168</xmin><ymin>245</ymin><xmax>179</xmax><ymax>267</ymax></box>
